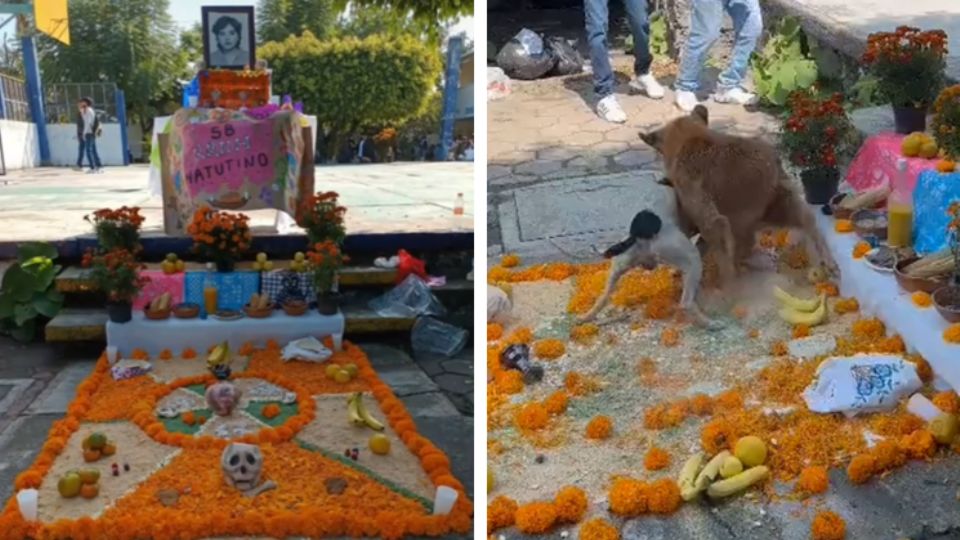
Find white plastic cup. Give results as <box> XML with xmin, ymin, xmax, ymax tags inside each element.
<box><xmin>105</xmin><ymin>346</ymin><xmax>119</xmax><ymax>365</ymax></box>
<box><xmin>432</xmin><ymin>485</ymin><xmax>458</xmax><ymax>515</ymax></box>
<box><xmin>16</xmin><ymin>489</ymin><xmax>37</xmax><ymax>521</ymax></box>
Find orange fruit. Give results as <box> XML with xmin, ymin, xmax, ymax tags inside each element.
<box><xmin>83</xmin><ymin>449</ymin><xmax>101</xmax><ymax>463</ymax></box>
<box><xmin>368</xmin><ymin>434</ymin><xmax>391</xmax><ymax>455</ymax></box>
<box><xmin>334</xmin><ymin>369</ymin><xmax>351</xmax><ymax>384</ymax></box>
<box><xmin>80</xmin><ymin>483</ymin><xmax>99</xmax><ymax>499</ymax></box>
<box><xmin>101</xmin><ymin>443</ymin><xmax>116</xmax><ymax>456</ymax></box>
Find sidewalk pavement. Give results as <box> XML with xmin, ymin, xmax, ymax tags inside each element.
<box><xmin>0</xmin><ymin>162</ymin><xmax>473</xmax><ymax>243</ymax></box>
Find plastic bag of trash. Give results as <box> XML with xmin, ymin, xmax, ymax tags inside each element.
<box><xmin>803</xmin><ymin>354</ymin><xmax>922</xmax><ymax>417</ymax></box>
<box><xmin>496</xmin><ymin>28</ymin><xmax>557</xmax><ymax>80</ymax></box>
<box><xmin>369</xmin><ymin>275</ymin><xmax>446</xmax><ymax>318</ymax></box>
<box><xmin>488</xmin><ymin>286</ymin><xmax>512</xmax><ymax>323</ymax></box>
<box><xmin>412</xmin><ymin>317</ymin><xmax>467</xmax><ymax>357</ymax></box>
<box><xmin>546</xmin><ymin>37</ymin><xmax>583</xmax><ymax>75</ymax></box>
<box><xmin>488</xmin><ymin>67</ymin><xmax>512</xmax><ymax>101</ymax></box>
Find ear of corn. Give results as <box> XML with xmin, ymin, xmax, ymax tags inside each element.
<box><xmin>839</xmin><ymin>186</ymin><xmax>890</xmax><ymax>210</ymax></box>
<box><xmin>903</xmin><ymin>249</ymin><xmax>953</xmax><ymax>278</ymax></box>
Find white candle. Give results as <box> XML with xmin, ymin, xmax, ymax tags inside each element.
<box><xmin>432</xmin><ymin>485</ymin><xmax>458</xmax><ymax>515</ymax></box>
<box><xmin>105</xmin><ymin>346</ymin><xmax>119</xmax><ymax>365</ymax></box>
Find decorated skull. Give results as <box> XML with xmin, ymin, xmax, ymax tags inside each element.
<box><xmin>221</xmin><ymin>442</ymin><xmax>263</xmax><ymax>491</ymax></box>
<box><xmin>205</xmin><ymin>381</ymin><xmax>242</xmax><ymax>416</ymax></box>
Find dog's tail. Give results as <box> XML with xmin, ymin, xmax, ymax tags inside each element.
<box><xmin>602</xmin><ymin>237</ymin><xmax>636</xmax><ymax>259</ymax></box>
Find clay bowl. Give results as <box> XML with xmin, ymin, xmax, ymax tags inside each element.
<box><xmin>829</xmin><ymin>193</ymin><xmax>854</xmax><ymax>220</ymax></box>
<box><xmin>145</xmin><ymin>307</ymin><xmax>171</xmax><ymax>320</ymax></box>
<box><xmin>852</xmin><ymin>209</ymin><xmax>888</xmax><ymax>241</ymax></box>
<box><xmin>243</xmin><ymin>303</ymin><xmax>275</xmax><ymax>319</ymax></box>
<box><xmin>173</xmin><ymin>302</ymin><xmax>200</xmax><ymax>319</ymax></box>
<box><xmin>933</xmin><ymin>286</ymin><xmax>960</xmax><ymax>323</ymax></box>
<box><xmin>894</xmin><ymin>256</ymin><xmax>951</xmax><ymax>294</ymax></box>
<box><xmin>282</xmin><ymin>299</ymin><xmax>308</xmax><ymax>317</ymax></box>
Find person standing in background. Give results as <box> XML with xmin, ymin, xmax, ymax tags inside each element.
<box><xmin>74</xmin><ymin>109</ymin><xmax>86</xmax><ymax>171</ymax></box>
<box><xmin>585</xmin><ymin>0</ymin><xmax>665</xmax><ymax>123</ymax></box>
<box><xmin>674</xmin><ymin>0</ymin><xmax>762</xmax><ymax>112</ymax></box>
<box><xmin>78</xmin><ymin>97</ymin><xmax>103</xmax><ymax>174</ymax></box>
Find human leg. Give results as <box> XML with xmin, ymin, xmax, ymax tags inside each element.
<box><xmin>76</xmin><ymin>138</ymin><xmax>85</xmax><ymax>168</ymax></box>
<box><xmin>714</xmin><ymin>0</ymin><xmax>762</xmax><ymax>105</ymax></box>
<box><xmin>674</xmin><ymin>0</ymin><xmax>723</xmax><ymax>111</ymax></box>
<box><xmin>584</xmin><ymin>0</ymin><xmax>614</xmax><ymax>99</ymax></box>
<box><xmin>622</xmin><ymin>0</ymin><xmax>664</xmax><ymax>99</ymax></box>
<box><xmin>84</xmin><ymin>135</ymin><xmax>96</xmax><ymax>170</ymax></box>
<box><xmin>89</xmin><ymin>136</ymin><xmax>103</xmax><ymax>170</ymax></box>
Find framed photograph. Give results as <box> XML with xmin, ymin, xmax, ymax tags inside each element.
<box><xmin>202</xmin><ymin>6</ymin><xmax>256</xmax><ymax>70</ymax></box>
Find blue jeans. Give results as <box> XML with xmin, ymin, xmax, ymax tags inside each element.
<box><xmin>676</xmin><ymin>0</ymin><xmax>762</xmax><ymax>92</ymax></box>
<box><xmin>76</xmin><ymin>137</ymin><xmax>85</xmax><ymax>167</ymax></box>
<box><xmin>84</xmin><ymin>134</ymin><xmax>102</xmax><ymax>169</ymax></box>
<box><xmin>585</xmin><ymin>0</ymin><xmax>653</xmax><ymax>98</ymax></box>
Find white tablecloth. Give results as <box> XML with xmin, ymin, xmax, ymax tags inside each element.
<box><xmin>107</xmin><ymin>310</ymin><xmax>344</xmax><ymax>357</ymax></box>
<box><xmin>814</xmin><ymin>210</ymin><xmax>960</xmax><ymax>391</ymax></box>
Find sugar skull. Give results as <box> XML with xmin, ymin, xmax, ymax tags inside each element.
<box><xmin>221</xmin><ymin>442</ymin><xmax>263</xmax><ymax>491</ymax></box>
<box><xmin>205</xmin><ymin>381</ymin><xmax>242</xmax><ymax>416</ymax></box>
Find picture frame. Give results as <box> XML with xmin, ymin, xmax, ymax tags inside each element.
<box><xmin>201</xmin><ymin>6</ymin><xmax>256</xmax><ymax>70</ymax></box>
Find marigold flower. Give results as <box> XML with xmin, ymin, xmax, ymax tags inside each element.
<box><xmin>811</xmin><ymin>510</ymin><xmax>846</xmax><ymax>540</ymax></box>
<box><xmin>564</xmin><ymin>371</ymin><xmax>597</xmax><ymax>396</ymax></box>
<box><xmin>796</xmin><ymin>466</ymin><xmax>829</xmax><ymax>495</ymax></box>
<box><xmin>792</xmin><ymin>324</ymin><xmax>811</xmax><ymax>338</ymax></box>
<box><xmin>608</xmin><ymin>477</ymin><xmax>648</xmax><ymax>516</ymax></box>
<box><xmin>181</xmin><ymin>411</ymin><xmax>196</xmax><ymax>426</ymax></box>
<box><xmin>570</xmin><ymin>323</ymin><xmax>600</xmax><ymax>344</ymax></box>
<box><xmin>659</xmin><ymin>327</ymin><xmax>681</xmax><ymax>347</ymax></box>
<box><xmin>494</xmin><ymin>370</ymin><xmax>524</xmax><ymax>394</ymax></box>
<box><xmin>505</xmin><ymin>326</ymin><xmax>534</xmax><ymax>345</ymax></box>
<box><xmin>834</xmin><ymin>297</ymin><xmax>860</xmax><ymax>314</ymax></box>
<box><xmin>158</xmin><ymin>349</ymin><xmax>173</xmax><ymax>360</ymax></box>
<box><xmin>701</xmin><ymin>418</ymin><xmax>734</xmax><ymax>454</ymax></box>
<box><xmin>554</xmin><ymin>486</ymin><xmax>588</xmax><ymax>523</ymax></box>
<box><xmin>578</xmin><ymin>517</ymin><xmax>620</xmax><ymax>540</ymax></box>
<box><xmin>586</xmin><ymin>415</ymin><xmax>613</xmax><ymax>440</ymax></box>
<box><xmin>644</xmin><ymin>447</ymin><xmax>670</xmax><ymax>471</ymax></box>
<box><xmin>533</xmin><ymin>338</ymin><xmax>566</xmax><ymax>360</ymax></box>
<box><xmin>262</xmin><ymin>403</ymin><xmax>282</xmax><ymax>419</ymax></box>
<box><xmin>900</xmin><ymin>429</ymin><xmax>937</xmax><ymax>459</ymax></box>
<box><xmin>933</xmin><ymin>391</ymin><xmax>960</xmax><ymax>413</ymax></box>
<box><xmin>543</xmin><ymin>391</ymin><xmax>569</xmax><ymax>415</ymax></box>
<box><xmin>487</xmin><ymin>323</ymin><xmax>504</xmax><ymax>342</ymax></box>
<box><xmin>852</xmin><ymin>241</ymin><xmax>871</xmax><ymax>259</ymax></box>
<box><xmin>816</xmin><ymin>282</ymin><xmax>840</xmax><ymax>297</ymax></box>
<box><xmin>846</xmin><ymin>454</ymin><xmax>876</xmax><ymax>484</ymax></box>
<box><xmin>646</xmin><ymin>478</ymin><xmax>682</xmax><ymax>514</ymax></box>
<box><xmin>853</xmin><ymin>318</ymin><xmax>886</xmax><ymax>339</ymax></box>
<box><xmin>514</xmin><ymin>501</ymin><xmax>557</xmax><ymax>534</ymax></box>
<box><xmin>944</xmin><ymin>323</ymin><xmax>960</xmax><ymax>344</ymax></box>
<box><xmin>487</xmin><ymin>495</ymin><xmax>517</xmax><ymax>532</ymax></box>
<box><xmin>182</xmin><ymin>347</ymin><xmax>197</xmax><ymax>359</ymax></box>
<box><xmin>501</xmin><ymin>253</ymin><xmax>520</xmax><ymax>268</ymax></box>
<box><xmin>834</xmin><ymin>219</ymin><xmax>854</xmax><ymax>233</ymax></box>
<box><xmin>912</xmin><ymin>291</ymin><xmax>933</xmax><ymax>307</ymax></box>
<box><xmin>515</xmin><ymin>402</ymin><xmax>550</xmax><ymax>431</ymax></box>
<box><xmin>771</xmin><ymin>340</ymin><xmax>789</xmax><ymax>356</ymax></box>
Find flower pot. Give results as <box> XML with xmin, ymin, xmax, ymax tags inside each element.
<box><xmin>214</xmin><ymin>259</ymin><xmax>235</xmax><ymax>273</ymax></box>
<box><xmin>892</xmin><ymin>105</ymin><xmax>927</xmax><ymax>134</ymax></box>
<box><xmin>316</xmin><ymin>292</ymin><xmax>340</xmax><ymax>316</ymax></box>
<box><xmin>107</xmin><ymin>301</ymin><xmax>132</xmax><ymax>323</ymax></box>
<box><xmin>933</xmin><ymin>286</ymin><xmax>960</xmax><ymax>323</ymax></box>
<box><xmin>800</xmin><ymin>168</ymin><xmax>840</xmax><ymax>205</ymax></box>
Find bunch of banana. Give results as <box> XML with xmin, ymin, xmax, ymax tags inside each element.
<box><xmin>773</xmin><ymin>286</ymin><xmax>828</xmax><ymax>326</ymax></box>
<box><xmin>346</xmin><ymin>393</ymin><xmax>385</xmax><ymax>431</ymax></box>
<box><xmin>677</xmin><ymin>450</ymin><xmax>770</xmax><ymax>500</ymax></box>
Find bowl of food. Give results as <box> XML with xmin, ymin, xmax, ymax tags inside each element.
<box><xmin>895</xmin><ymin>255</ymin><xmax>952</xmax><ymax>293</ymax></box>
<box><xmin>282</xmin><ymin>299</ymin><xmax>308</xmax><ymax>317</ymax></box>
<box><xmin>852</xmin><ymin>209</ymin><xmax>888</xmax><ymax>241</ymax></box>
<box><xmin>864</xmin><ymin>246</ymin><xmax>897</xmax><ymax>273</ymax></box>
<box><xmin>173</xmin><ymin>302</ymin><xmax>200</xmax><ymax>319</ymax></box>
<box><xmin>832</xmin><ymin>186</ymin><xmax>890</xmax><ymax>220</ymax></box>
<box><xmin>145</xmin><ymin>293</ymin><xmax>173</xmax><ymax>320</ymax></box>
<box><xmin>933</xmin><ymin>286</ymin><xmax>960</xmax><ymax>323</ymax></box>
<box><xmin>145</xmin><ymin>307</ymin><xmax>171</xmax><ymax>320</ymax></box>
<box><xmin>243</xmin><ymin>293</ymin><xmax>274</xmax><ymax>318</ymax></box>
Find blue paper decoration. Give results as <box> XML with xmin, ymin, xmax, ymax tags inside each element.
<box><xmin>184</xmin><ymin>270</ymin><xmax>261</xmax><ymax>313</ymax></box>
<box><xmin>913</xmin><ymin>170</ymin><xmax>960</xmax><ymax>255</ymax></box>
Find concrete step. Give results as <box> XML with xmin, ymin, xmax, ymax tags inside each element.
<box><xmin>44</xmin><ymin>304</ymin><xmax>419</xmax><ymax>343</ymax></box>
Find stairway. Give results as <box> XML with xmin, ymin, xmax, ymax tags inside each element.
<box><xmin>45</xmin><ymin>260</ymin><xmax>474</xmax><ymax>343</ymax></box>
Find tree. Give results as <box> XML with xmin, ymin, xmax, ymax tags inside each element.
<box><xmin>36</xmin><ymin>0</ymin><xmax>187</xmax><ymax>131</ymax></box>
<box><xmin>258</xmin><ymin>0</ymin><xmax>335</xmax><ymax>43</ymax></box>
<box><xmin>333</xmin><ymin>0</ymin><xmax>470</xmax><ymax>42</ymax></box>
<box><xmin>180</xmin><ymin>23</ymin><xmax>203</xmax><ymax>67</ymax></box>
<box><xmin>336</xmin><ymin>5</ymin><xmax>436</xmax><ymax>42</ymax></box>
<box><xmin>260</xmin><ymin>31</ymin><xmax>441</xmax><ymax>157</ymax></box>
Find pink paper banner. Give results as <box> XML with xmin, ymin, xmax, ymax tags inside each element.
<box><xmin>845</xmin><ymin>132</ymin><xmax>938</xmax><ymax>194</ymax></box>
<box><xmin>133</xmin><ymin>270</ymin><xmax>185</xmax><ymax>310</ymax></box>
<box><xmin>180</xmin><ymin>118</ymin><xmax>277</xmax><ymax>197</ymax></box>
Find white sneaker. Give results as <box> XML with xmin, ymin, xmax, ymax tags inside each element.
<box><xmin>596</xmin><ymin>95</ymin><xmax>627</xmax><ymax>124</ymax></box>
<box><xmin>675</xmin><ymin>90</ymin><xmax>700</xmax><ymax>112</ymax></box>
<box><xmin>85</xmin><ymin>169</ymin><xmax>96</xmax><ymax>174</ymax></box>
<box><xmin>630</xmin><ymin>74</ymin><xmax>665</xmax><ymax>100</ymax></box>
<box><xmin>714</xmin><ymin>87</ymin><xmax>759</xmax><ymax>106</ymax></box>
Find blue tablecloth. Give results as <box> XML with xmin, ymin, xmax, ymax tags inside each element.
<box><xmin>913</xmin><ymin>170</ymin><xmax>960</xmax><ymax>255</ymax></box>
<box><xmin>184</xmin><ymin>271</ymin><xmax>261</xmax><ymax>313</ymax></box>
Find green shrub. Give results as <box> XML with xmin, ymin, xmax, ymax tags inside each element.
<box><xmin>260</xmin><ymin>31</ymin><xmax>441</xmax><ymax>157</ymax></box>
<box><xmin>0</xmin><ymin>243</ymin><xmax>64</xmax><ymax>342</ymax></box>
<box><xmin>749</xmin><ymin>17</ymin><xmax>818</xmax><ymax>106</ymax></box>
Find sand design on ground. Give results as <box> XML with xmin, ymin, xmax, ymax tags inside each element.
<box><xmin>298</xmin><ymin>394</ymin><xmax>436</xmax><ymax>500</ymax></box>
<box><xmin>233</xmin><ymin>378</ymin><xmax>297</xmax><ymax>407</ymax></box>
<box><xmin>149</xmin><ymin>355</ymin><xmax>250</xmax><ymax>383</ymax></box>
<box><xmin>198</xmin><ymin>410</ymin><xmax>265</xmax><ymax>439</ymax></box>
<box><xmin>155</xmin><ymin>388</ymin><xmax>208</xmax><ymax>418</ymax></box>
<box><xmin>37</xmin><ymin>422</ymin><xmax>180</xmax><ymax>522</ymax></box>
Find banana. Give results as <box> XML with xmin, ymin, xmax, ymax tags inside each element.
<box><xmin>678</xmin><ymin>453</ymin><xmax>704</xmax><ymax>501</ymax></box>
<box><xmin>355</xmin><ymin>394</ymin><xmax>385</xmax><ymax>431</ymax></box>
<box><xmin>694</xmin><ymin>450</ymin><xmax>730</xmax><ymax>491</ymax></box>
<box><xmin>777</xmin><ymin>294</ymin><xmax>828</xmax><ymax>326</ymax></box>
<box><xmin>347</xmin><ymin>393</ymin><xmax>365</xmax><ymax>427</ymax></box>
<box><xmin>706</xmin><ymin>466</ymin><xmax>770</xmax><ymax>499</ymax></box>
<box><xmin>773</xmin><ymin>286</ymin><xmax>821</xmax><ymax>312</ymax></box>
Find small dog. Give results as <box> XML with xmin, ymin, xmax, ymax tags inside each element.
<box><xmin>579</xmin><ymin>209</ymin><xmax>721</xmax><ymax>329</ymax></box>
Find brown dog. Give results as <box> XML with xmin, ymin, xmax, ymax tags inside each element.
<box><xmin>639</xmin><ymin>105</ymin><xmax>835</xmax><ymax>286</ymax></box>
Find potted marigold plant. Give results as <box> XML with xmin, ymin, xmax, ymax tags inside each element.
<box><xmin>297</xmin><ymin>192</ymin><xmax>346</xmax><ymax>245</ymax></box>
<box><xmin>780</xmin><ymin>91</ymin><xmax>857</xmax><ymax>204</ymax></box>
<box><xmin>933</xmin><ymin>202</ymin><xmax>960</xmax><ymax>323</ymax></box>
<box><xmin>82</xmin><ymin>248</ymin><xmax>149</xmax><ymax>323</ymax></box>
<box><xmin>862</xmin><ymin>26</ymin><xmax>947</xmax><ymax>134</ymax></box>
<box><xmin>306</xmin><ymin>240</ymin><xmax>348</xmax><ymax>315</ymax></box>
<box><xmin>187</xmin><ymin>207</ymin><xmax>251</xmax><ymax>272</ymax></box>
<box><xmin>83</xmin><ymin>206</ymin><xmax>145</xmax><ymax>252</ymax></box>
<box><xmin>932</xmin><ymin>84</ymin><xmax>960</xmax><ymax>170</ymax></box>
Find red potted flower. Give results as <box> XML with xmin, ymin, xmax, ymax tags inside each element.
<box><xmin>82</xmin><ymin>248</ymin><xmax>150</xmax><ymax>323</ymax></box>
<box><xmin>862</xmin><ymin>26</ymin><xmax>947</xmax><ymax>134</ymax></box>
<box><xmin>780</xmin><ymin>91</ymin><xmax>857</xmax><ymax>204</ymax></box>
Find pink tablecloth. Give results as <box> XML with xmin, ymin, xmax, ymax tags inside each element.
<box><xmin>845</xmin><ymin>132</ymin><xmax>938</xmax><ymax>194</ymax></box>
<box><xmin>133</xmin><ymin>270</ymin><xmax>185</xmax><ymax>310</ymax></box>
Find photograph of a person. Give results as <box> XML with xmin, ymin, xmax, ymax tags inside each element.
<box><xmin>202</xmin><ymin>6</ymin><xmax>256</xmax><ymax>69</ymax></box>
<box><xmin>488</xmin><ymin>2</ymin><xmax>960</xmax><ymax>540</ymax></box>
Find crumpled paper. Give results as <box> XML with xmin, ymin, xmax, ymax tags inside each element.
<box><xmin>281</xmin><ymin>337</ymin><xmax>332</xmax><ymax>363</ymax></box>
<box><xmin>804</xmin><ymin>354</ymin><xmax>921</xmax><ymax>417</ymax></box>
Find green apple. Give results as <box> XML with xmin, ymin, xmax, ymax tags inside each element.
<box><xmin>165</xmin><ymin>253</ymin><xmax>178</xmax><ymax>263</ymax></box>
<box><xmin>263</xmin><ymin>261</ymin><xmax>274</xmax><ymax>271</ymax></box>
<box><xmin>256</xmin><ymin>252</ymin><xmax>268</xmax><ymax>263</ymax></box>
<box><xmin>58</xmin><ymin>473</ymin><xmax>82</xmax><ymax>498</ymax></box>
<box><xmin>294</xmin><ymin>252</ymin><xmax>305</xmax><ymax>262</ymax></box>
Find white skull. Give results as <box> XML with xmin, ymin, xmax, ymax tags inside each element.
<box><xmin>221</xmin><ymin>443</ymin><xmax>263</xmax><ymax>491</ymax></box>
